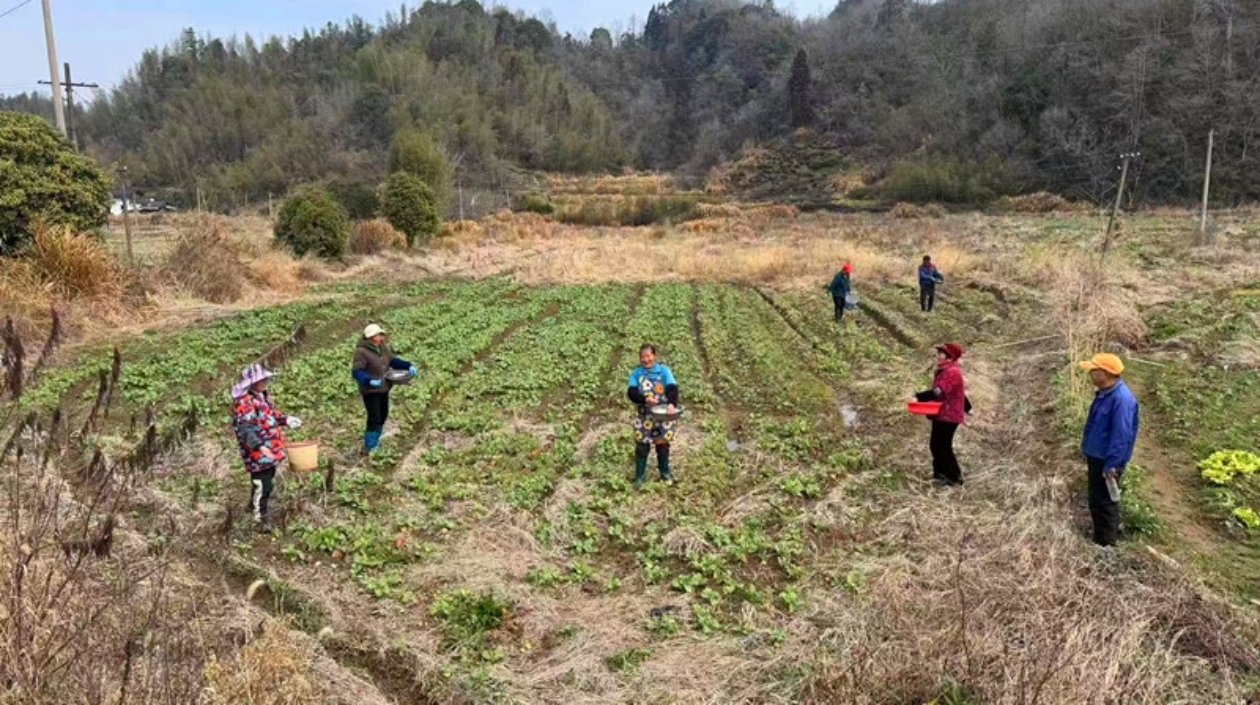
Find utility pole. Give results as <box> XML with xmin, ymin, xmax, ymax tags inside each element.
<box><xmin>40</xmin><ymin>0</ymin><xmax>66</xmax><ymax>135</ymax></box>
<box><xmin>120</xmin><ymin>166</ymin><xmax>135</xmax><ymax>267</ymax></box>
<box><xmin>39</xmin><ymin>63</ymin><xmax>98</xmax><ymax>151</ymax></box>
<box><xmin>1200</xmin><ymin>129</ymin><xmax>1214</xmax><ymax>237</ymax></box>
<box><xmin>1102</xmin><ymin>152</ymin><xmax>1139</xmax><ymax>260</ymax></box>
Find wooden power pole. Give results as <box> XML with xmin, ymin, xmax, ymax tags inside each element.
<box><xmin>1200</xmin><ymin>129</ymin><xmax>1214</xmax><ymax>237</ymax></box>
<box><xmin>39</xmin><ymin>63</ymin><xmax>98</xmax><ymax>151</ymax></box>
<box><xmin>1102</xmin><ymin>152</ymin><xmax>1139</xmax><ymax>260</ymax></box>
<box><xmin>120</xmin><ymin>166</ymin><xmax>135</xmax><ymax>267</ymax></box>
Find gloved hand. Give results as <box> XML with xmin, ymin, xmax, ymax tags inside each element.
<box><xmin>286</xmin><ymin>416</ymin><xmax>303</xmax><ymax>429</ymax></box>
<box><xmin>409</xmin><ymin>365</ymin><xmax>418</xmax><ymax>378</ymax></box>
<box><xmin>369</xmin><ymin>379</ymin><xmax>384</xmax><ymax>388</ymax></box>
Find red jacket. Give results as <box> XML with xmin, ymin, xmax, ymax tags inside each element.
<box><xmin>931</xmin><ymin>361</ymin><xmax>967</xmax><ymax>424</ymax></box>
<box><xmin>233</xmin><ymin>391</ymin><xmax>288</xmax><ymax>473</ymax></box>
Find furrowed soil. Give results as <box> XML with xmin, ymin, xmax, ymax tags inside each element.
<box><xmin>13</xmin><ymin>206</ymin><xmax>1260</xmax><ymax>704</ymax></box>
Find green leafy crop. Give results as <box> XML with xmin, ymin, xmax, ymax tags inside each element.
<box><xmin>1199</xmin><ymin>450</ymin><xmax>1260</xmax><ymax>486</ymax></box>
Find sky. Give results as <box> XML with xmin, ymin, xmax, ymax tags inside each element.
<box><xmin>0</xmin><ymin>0</ymin><xmax>828</xmax><ymax>99</ymax></box>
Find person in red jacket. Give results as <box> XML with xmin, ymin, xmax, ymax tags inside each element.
<box><xmin>915</xmin><ymin>343</ymin><xmax>967</xmax><ymax>486</ymax></box>
<box><xmin>232</xmin><ymin>364</ymin><xmax>301</xmax><ymax>530</ymax></box>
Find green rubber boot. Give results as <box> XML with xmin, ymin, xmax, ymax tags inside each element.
<box><xmin>634</xmin><ymin>456</ymin><xmax>648</xmax><ymax>489</ymax></box>
<box><xmin>659</xmin><ymin>455</ymin><xmax>674</xmax><ymax>485</ymax></box>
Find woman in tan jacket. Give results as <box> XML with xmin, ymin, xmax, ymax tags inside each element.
<box><xmin>351</xmin><ymin>324</ymin><xmax>415</xmax><ymax>453</ymax></box>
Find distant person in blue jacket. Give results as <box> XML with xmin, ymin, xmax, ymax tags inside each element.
<box><xmin>1080</xmin><ymin>353</ymin><xmax>1139</xmax><ymax>546</ymax></box>
<box><xmin>351</xmin><ymin>324</ymin><xmax>416</xmax><ymax>453</ymax></box>
<box><xmin>918</xmin><ymin>255</ymin><xmax>945</xmax><ymax>312</ymax></box>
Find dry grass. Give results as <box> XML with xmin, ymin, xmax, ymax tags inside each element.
<box><xmin>892</xmin><ymin>201</ymin><xmax>949</xmax><ymax>219</ymax></box>
<box><xmin>349</xmin><ymin>219</ymin><xmax>407</xmax><ymax>255</ymax></box>
<box><xmin>547</xmin><ymin>173</ymin><xmax>683</xmax><ymax>197</ymax></box>
<box><xmin>0</xmin><ymin>224</ymin><xmax>129</xmax><ymax>341</ymax></box>
<box><xmin>27</xmin><ymin>225</ymin><xmax>125</xmax><ymax>300</ymax></box>
<box><xmin>164</xmin><ymin>215</ymin><xmax>245</xmax><ymax>303</ymax></box>
<box><xmin>993</xmin><ymin>191</ymin><xmax>1079</xmax><ymax>214</ymax></box>
<box><xmin>202</xmin><ymin>620</ymin><xmax>324</xmax><ymax>705</ymax></box>
<box><xmin>414</xmin><ymin>212</ymin><xmax>968</xmax><ymax>287</ymax></box>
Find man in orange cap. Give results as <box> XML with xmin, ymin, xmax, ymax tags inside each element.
<box><xmin>1080</xmin><ymin>353</ymin><xmax>1139</xmax><ymax>546</ymax></box>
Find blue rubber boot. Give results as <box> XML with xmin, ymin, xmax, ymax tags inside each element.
<box><xmin>364</xmin><ymin>431</ymin><xmax>381</xmax><ymax>453</ymax></box>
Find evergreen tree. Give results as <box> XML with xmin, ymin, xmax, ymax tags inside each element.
<box><xmin>787</xmin><ymin>49</ymin><xmax>813</xmax><ymax>129</ymax></box>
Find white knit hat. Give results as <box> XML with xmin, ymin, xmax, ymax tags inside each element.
<box><xmin>363</xmin><ymin>324</ymin><xmax>386</xmax><ymax>338</ymax></box>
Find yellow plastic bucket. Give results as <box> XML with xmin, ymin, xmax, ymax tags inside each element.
<box><xmin>287</xmin><ymin>441</ymin><xmax>319</xmax><ymax>472</ymax></box>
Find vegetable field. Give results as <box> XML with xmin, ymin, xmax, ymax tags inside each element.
<box><xmin>25</xmin><ymin>252</ymin><xmax>1260</xmax><ymax>704</ymax></box>
<box><xmin>42</xmin><ymin>277</ymin><xmax>971</xmax><ymax>701</ymax></box>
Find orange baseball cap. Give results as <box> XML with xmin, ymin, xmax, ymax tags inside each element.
<box><xmin>1080</xmin><ymin>353</ymin><xmax>1124</xmax><ymax>376</ymax></box>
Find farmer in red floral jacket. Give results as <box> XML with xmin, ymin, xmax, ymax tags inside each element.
<box><xmin>232</xmin><ymin>364</ymin><xmax>301</xmax><ymax>530</ymax></box>
<box><xmin>915</xmin><ymin>343</ymin><xmax>968</xmax><ymax>486</ymax></box>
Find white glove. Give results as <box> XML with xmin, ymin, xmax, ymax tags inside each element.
<box><xmin>286</xmin><ymin>416</ymin><xmax>303</xmax><ymax>429</ymax></box>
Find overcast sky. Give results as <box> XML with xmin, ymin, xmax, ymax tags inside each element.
<box><xmin>0</xmin><ymin>0</ymin><xmax>829</xmax><ymax>99</ymax></box>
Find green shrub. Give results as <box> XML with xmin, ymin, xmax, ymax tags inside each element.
<box><xmin>388</xmin><ymin>128</ymin><xmax>453</xmax><ymax>209</ymax></box>
<box><xmin>430</xmin><ymin>589</ymin><xmax>513</xmax><ymax>649</ymax></box>
<box><xmin>274</xmin><ymin>187</ymin><xmax>350</xmax><ymax>258</ymax></box>
<box><xmin>881</xmin><ymin>154</ymin><xmax>1014</xmax><ymax>205</ymax></box>
<box><xmin>1119</xmin><ymin>465</ymin><xmax>1161</xmax><ymax>538</ymax></box>
<box><xmin>553</xmin><ymin>195</ymin><xmax>697</xmax><ymax>226</ymax></box>
<box><xmin>327</xmin><ymin>179</ymin><xmax>379</xmax><ymax>219</ymax></box>
<box><xmin>604</xmin><ymin>648</ymin><xmax>652</xmax><ymax>673</ymax></box>
<box><xmin>380</xmin><ymin>172</ymin><xmax>441</xmax><ymax>246</ymax></box>
<box><xmin>0</xmin><ymin>111</ymin><xmax>111</xmax><ymax>254</ymax></box>
<box><xmin>514</xmin><ymin>192</ymin><xmax>554</xmax><ymax>215</ymax></box>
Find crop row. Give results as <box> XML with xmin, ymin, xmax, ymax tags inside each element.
<box><xmin>605</xmin><ymin>283</ymin><xmax>714</xmax><ymax>410</ymax></box>
<box><xmin>696</xmin><ymin>286</ymin><xmax>834</xmax><ymax>416</ymax></box>
<box><xmin>24</xmin><ymin>300</ymin><xmax>350</xmax><ymax>416</ymax></box>
<box><xmin>430</xmin><ymin>285</ymin><xmax>632</xmax><ymax>433</ymax></box>
<box><xmin>273</xmin><ymin>278</ymin><xmax>534</xmax><ymax>455</ymax></box>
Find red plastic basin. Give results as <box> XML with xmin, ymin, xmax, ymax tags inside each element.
<box><xmin>907</xmin><ymin>401</ymin><xmax>943</xmax><ymax>416</ymax></box>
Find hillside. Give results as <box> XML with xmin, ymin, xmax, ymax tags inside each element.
<box><xmin>5</xmin><ymin>0</ymin><xmax>1260</xmax><ymax>210</ymax></box>
<box><xmin>5</xmin><ymin>200</ymin><xmax>1260</xmax><ymax>702</ymax></box>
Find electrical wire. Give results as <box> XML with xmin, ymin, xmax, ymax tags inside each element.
<box><xmin>0</xmin><ymin>0</ymin><xmax>34</xmax><ymax>21</ymax></box>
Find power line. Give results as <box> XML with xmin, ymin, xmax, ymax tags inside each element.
<box><xmin>0</xmin><ymin>0</ymin><xmax>33</xmax><ymax>20</ymax></box>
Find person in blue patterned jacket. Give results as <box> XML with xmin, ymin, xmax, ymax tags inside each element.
<box><xmin>627</xmin><ymin>344</ymin><xmax>680</xmax><ymax>489</ymax></box>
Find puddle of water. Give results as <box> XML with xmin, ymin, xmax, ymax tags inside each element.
<box><xmin>841</xmin><ymin>405</ymin><xmax>859</xmax><ymax>428</ymax></box>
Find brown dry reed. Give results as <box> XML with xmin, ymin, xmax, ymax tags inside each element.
<box><xmin>165</xmin><ymin>215</ymin><xmax>245</xmax><ymax>303</ymax></box>
<box><xmin>0</xmin><ymin>224</ymin><xmax>127</xmax><ymax>340</ymax></box>
<box><xmin>349</xmin><ymin>219</ymin><xmax>407</xmax><ymax>255</ymax></box>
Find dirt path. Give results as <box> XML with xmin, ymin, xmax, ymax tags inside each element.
<box><xmin>1105</xmin><ymin>376</ymin><xmax>1222</xmax><ymax>558</ymax></box>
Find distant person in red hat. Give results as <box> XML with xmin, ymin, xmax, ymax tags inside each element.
<box><xmin>914</xmin><ymin>343</ymin><xmax>968</xmax><ymax>486</ymax></box>
<box><xmin>827</xmin><ymin>262</ymin><xmax>854</xmax><ymax>324</ymax></box>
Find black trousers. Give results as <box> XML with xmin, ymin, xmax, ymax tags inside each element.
<box><xmin>1087</xmin><ymin>456</ymin><xmax>1121</xmax><ymax>546</ymax></box>
<box><xmin>930</xmin><ymin>421</ymin><xmax>962</xmax><ymax>484</ymax></box>
<box><xmin>920</xmin><ymin>282</ymin><xmax>936</xmax><ymax>312</ymax></box>
<box><xmin>833</xmin><ymin>296</ymin><xmax>846</xmax><ymax>322</ymax></box>
<box><xmin>635</xmin><ymin>442</ymin><xmax>670</xmax><ymax>464</ymax></box>
<box><xmin>249</xmin><ymin>467</ymin><xmax>275</xmax><ymax>520</ymax></box>
<box><xmin>362</xmin><ymin>392</ymin><xmax>390</xmax><ymax>433</ymax></box>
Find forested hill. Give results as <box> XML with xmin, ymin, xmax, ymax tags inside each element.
<box><xmin>5</xmin><ymin>0</ymin><xmax>1259</xmax><ymax>208</ymax></box>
